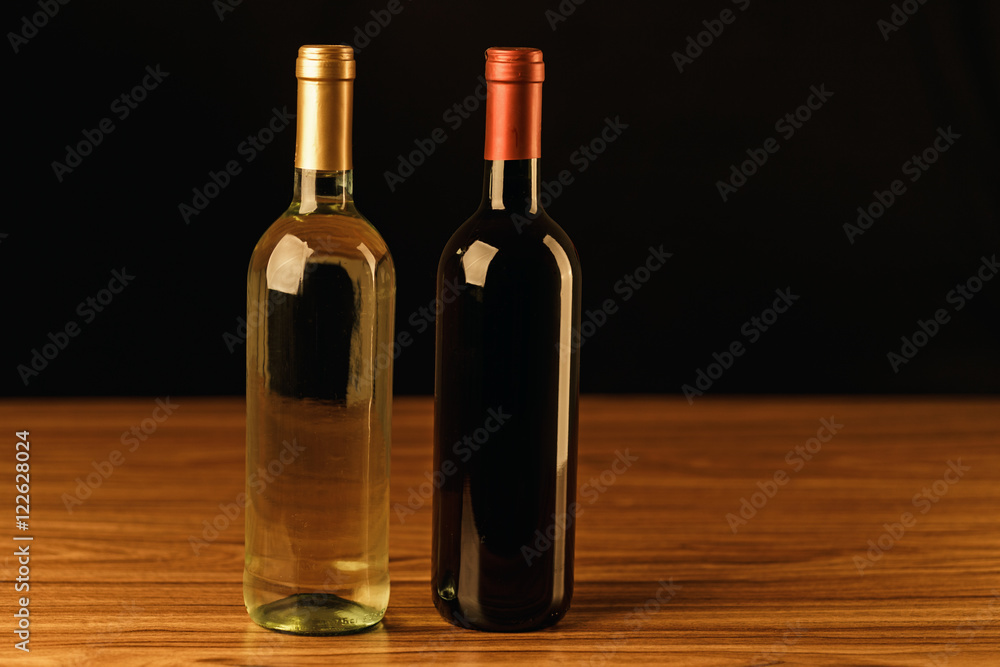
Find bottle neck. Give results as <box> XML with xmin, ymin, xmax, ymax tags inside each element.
<box><xmin>481</xmin><ymin>48</ymin><xmax>544</xmax><ymax>217</ymax></box>
<box><xmin>480</xmin><ymin>158</ymin><xmax>542</xmax><ymax>216</ymax></box>
<box><xmin>292</xmin><ymin>169</ymin><xmax>354</xmax><ymax>215</ymax></box>
<box><xmin>292</xmin><ymin>74</ymin><xmax>354</xmax><ymax>215</ymax></box>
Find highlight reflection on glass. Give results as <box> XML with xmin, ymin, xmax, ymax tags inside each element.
<box><xmin>460</xmin><ymin>240</ymin><xmax>500</xmax><ymax>288</ymax></box>
<box><xmin>266</xmin><ymin>234</ymin><xmax>315</xmax><ymax>296</ymax></box>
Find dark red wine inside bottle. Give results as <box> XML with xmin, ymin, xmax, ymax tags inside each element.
<box><xmin>432</xmin><ymin>47</ymin><xmax>582</xmax><ymax>632</ymax></box>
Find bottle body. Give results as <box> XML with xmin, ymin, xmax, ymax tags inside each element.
<box><xmin>244</xmin><ymin>168</ymin><xmax>394</xmax><ymax>634</ymax></box>
<box><xmin>432</xmin><ymin>159</ymin><xmax>581</xmax><ymax>631</ymax></box>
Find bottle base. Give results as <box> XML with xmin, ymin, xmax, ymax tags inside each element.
<box><xmin>248</xmin><ymin>593</ymin><xmax>385</xmax><ymax>635</ymax></box>
<box><xmin>434</xmin><ymin>599</ymin><xmax>570</xmax><ymax>633</ymax></box>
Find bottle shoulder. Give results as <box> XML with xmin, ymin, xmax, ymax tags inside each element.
<box><xmin>444</xmin><ymin>209</ymin><xmax>579</xmax><ymax>259</ymax></box>
<box><xmin>439</xmin><ymin>208</ymin><xmax>581</xmax><ymax>284</ymax></box>
<box><xmin>250</xmin><ymin>210</ymin><xmax>393</xmax><ymax>274</ymax></box>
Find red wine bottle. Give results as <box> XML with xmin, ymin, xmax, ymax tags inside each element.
<box><xmin>432</xmin><ymin>47</ymin><xmax>582</xmax><ymax>632</ymax></box>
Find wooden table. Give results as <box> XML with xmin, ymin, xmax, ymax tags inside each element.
<box><xmin>1</xmin><ymin>396</ymin><xmax>997</xmax><ymax>665</ymax></box>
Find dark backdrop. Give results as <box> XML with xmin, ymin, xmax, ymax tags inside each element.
<box><xmin>4</xmin><ymin>0</ymin><xmax>998</xmax><ymax>397</ymax></box>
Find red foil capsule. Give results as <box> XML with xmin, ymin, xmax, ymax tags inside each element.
<box><xmin>483</xmin><ymin>47</ymin><xmax>544</xmax><ymax>161</ymax></box>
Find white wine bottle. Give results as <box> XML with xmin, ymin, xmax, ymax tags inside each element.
<box><xmin>243</xmin><ymin>45</ymin><xmax>395</xmax><ymax>635</ymax></box>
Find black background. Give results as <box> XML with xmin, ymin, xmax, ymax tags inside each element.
<box><xmin>4</xmin><ymin>0</ymin><xmax>998</xmax><ymax>397</ymax></box>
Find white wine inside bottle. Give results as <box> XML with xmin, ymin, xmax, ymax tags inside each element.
<box><xmin>243</xmin><ymin>45</ymin><xmax>394</xmax><ymax>635</ymax></box>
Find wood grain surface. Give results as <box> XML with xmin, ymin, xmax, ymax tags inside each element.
<box><xmin>0</xmin><ymin>396</ymin><xmax>997</xmax><ymax>666</ymax></box>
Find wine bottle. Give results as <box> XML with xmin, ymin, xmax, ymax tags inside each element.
<box><xmin>432</xmin><ymin>47</ymin><xmax>582</xmax><ymax>632</ymax></box>
<box><xmin>243</xmin><ymin>45</ymin><xmax>395</xmax><ymax>635</ymax></box>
